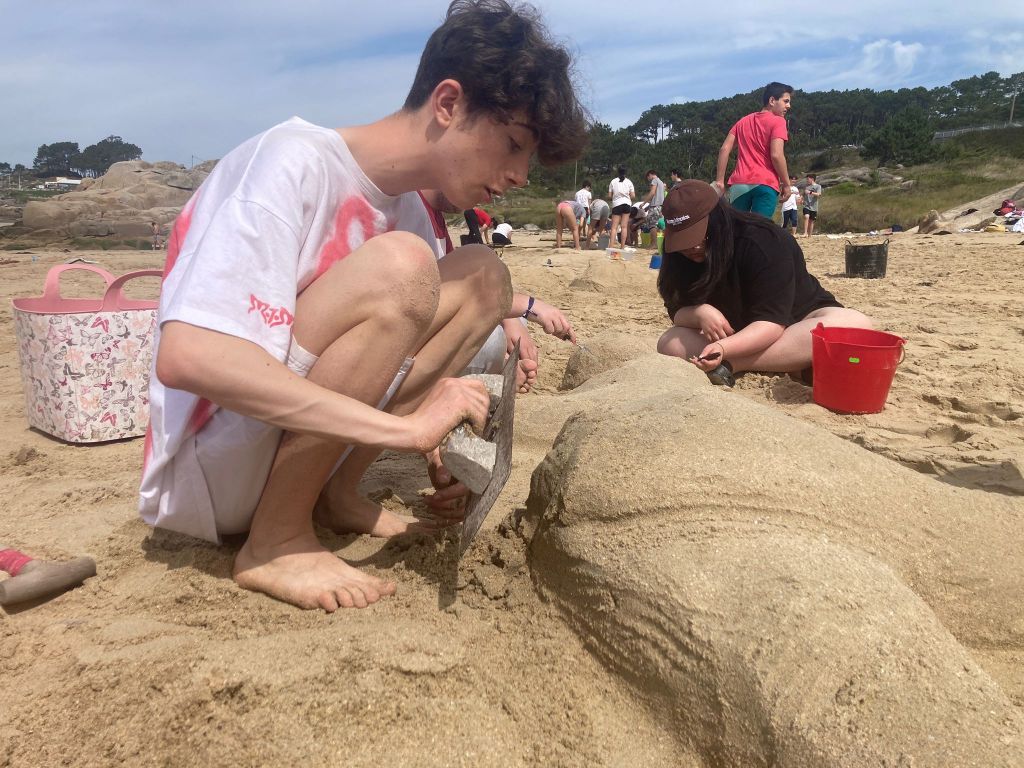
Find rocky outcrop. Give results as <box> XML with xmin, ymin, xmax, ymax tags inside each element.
<box><xmin>813</xmin><ymin>167</ymin><xmax>906</xmax><ymax>189</ymax></box>
<box><xmin>916</xmin><ymin>209</ymin><xmax>956</xmax><ymax>235</ymax></box>
<box><xmin>907</xmin><ymin>182</ymin><xmax>1024</xmax><ymax>234</ymax></box>
<box><xmin>15</xmin><ymin>159</ymin><xmax>216</xmax><ymax>241</ymax></box>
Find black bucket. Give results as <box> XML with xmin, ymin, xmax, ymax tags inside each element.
<box><xmin>845</xmin><ymin>238</ymin><xmax>888</xmax><ymax>278</ymax></box>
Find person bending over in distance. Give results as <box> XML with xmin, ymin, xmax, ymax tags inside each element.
<box><xmin>715</xmin><ymin>81</ymin><xmax>793</xmax><ymax>220</ymax></box>
<box><xmin>586</xmin><ymin>196</ymin><xmax>610</xmax><ymax>247</ymax></box>
<box><xmin>464</xmin><ymin>205</ymin><xmax>493</xmax><ymax>244</ymax></box>
<box><xmin>139</xmin><ymin>0</ymin><xmax>588</xmax><ymax>613</ymax></box>
<box><xmin>555</xmin><ymin>198</ymin><xmax>586</xmax><ymax>249</ymax></box>
<box><xmin>656</xmin><ymin>181</ymin><xmax>871</xmax><ymax>387</ymax></box>
<box><xmin>492</xmin><ymin>219</ymin><xmax>513</xmax><ymax>245</ymax></box>
<box><xmin>607</xmin><ymin>166</ymin><xmax>635</xmax><ymax>248</ymax></box>
<box><xmin>626</xmin><ymin>200</ymin><xmax>648</xmax><ymax>246</ymax></box>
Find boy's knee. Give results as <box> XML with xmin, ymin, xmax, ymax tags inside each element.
<box><xmin>447</xmin><ymin>244</ymin><xmax>512</xmax><ymax>317</ymax></box>
<box><xmin>373</xmin><ymin>231</ymin><xmax>441</xmax><ymax>324</ymax></box>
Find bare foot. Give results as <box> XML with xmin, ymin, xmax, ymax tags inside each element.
<box><xmin>517</xmin><ymin>358</ymin><xmax>539</xmax><ymax>394</ymax></box>
<box><xmin>233</xmin><ymin>533</ymin><xmax>397</xmax><ymax>611</ymax></box>
<box><xmin>315</xmin><ymin>489</ymin><xmax>452</xmax><ymax>537</ymax></box>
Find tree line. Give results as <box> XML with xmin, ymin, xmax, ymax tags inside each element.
<box><xmin>530</xmin><ymin>70</ymin><xmax>1024</xmax><ymax>190</ymax></box>
<box><xmin>0</xmin><ymin>135</ymin><xmax>143</xmax><ymax>179</ymax></box>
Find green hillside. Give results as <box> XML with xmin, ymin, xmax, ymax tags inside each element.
<box><xmin>488</xmin><ymin>126</ymin><xmax>1024</xmax><ymax>234</ymax></box>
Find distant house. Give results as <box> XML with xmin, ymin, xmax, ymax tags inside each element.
<box><xmin>42</xmin><ymin>177</ymin><xmax>82</xmax><ymax>191</ymax></box>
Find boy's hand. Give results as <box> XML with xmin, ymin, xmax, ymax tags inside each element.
<box><xmin>405</xmin><ymin>377</ymin><xmax>490</xmax><ymax>453</ymax></box>
<box><xmin>527</xmin><ymin>298</ymin><xmax>576</xmax><ymax>343</ymax></box>
<box><xmin>693</xmin><ymin>304</ymin><xmax>734</xmax><ymax>342</ymax></box>
<box><xmin>424</xmin><ymin>448</ymin><xmax>471</xmax><ymax>517</ymax></box>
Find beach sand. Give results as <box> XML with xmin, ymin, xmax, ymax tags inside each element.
<box><xmin>1</xmin><ymin>230</ymin><xmax>1022</xmax><ymax>766</ymax></box>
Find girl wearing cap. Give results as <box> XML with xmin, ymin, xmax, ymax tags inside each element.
<box><xmin>656</xmin><ymin>180</ymin><xmax>872</xmax><ymax>386</ymax></box>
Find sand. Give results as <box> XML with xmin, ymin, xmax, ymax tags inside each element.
<box><xmin>1</xmin><ymin>228</ymin><xmax>1022</xmax><ymax>766</ymax></box>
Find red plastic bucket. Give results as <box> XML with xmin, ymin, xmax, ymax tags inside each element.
<box><xmin>810</xmin><ymin>324</ymin><xmax>905</xmax><ymax>414</ymax></box>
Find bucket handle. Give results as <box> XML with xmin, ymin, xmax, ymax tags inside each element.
<box><xmin>41</xmin><ymin>263</ymin><xmax>116</xmax><ymax>302</ymax></box>
<box><xmin>813</xmin><ymin>323</ymin><xmax>907</xmax><ymax>365</ymax></box>
<box><xmin>100</xmin><ymin>270</ymin><xmax>164</xmax><ymax>312</ymax></box>
<box><xmin>845</xmin><ymin>238</ymin><xmax>890</xmax><ymax>248</ymax></box>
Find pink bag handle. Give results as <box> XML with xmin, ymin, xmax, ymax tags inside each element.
<box><xmin>41</xmin><ymin>264</ymin><xmax>116</xmax><ymax>302</ymax></box>
<box><xmin>100</xmin><ymin>269</ymin><xmax>163</xmax><ymax>312</ymax></box>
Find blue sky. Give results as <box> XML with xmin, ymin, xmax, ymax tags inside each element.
<box><xmin>2</xmin><ymin>1</ymin><xmax>1020</xmax><ymax>168</ymax></box>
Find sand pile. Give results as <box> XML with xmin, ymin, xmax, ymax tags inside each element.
<box><xmin>559</xmin><ymin>330</ymin><xmax>655</xmax><ymax>390</ymax></box>
<box><xmin>524</xmin><ymin>354</ymin><xmax>1024</xmax><ymax>765</ymax></box>
<box><xmin>568</xmin><ymin>254</ymin><xmax>656</xmax><ymax>294</ymax></box>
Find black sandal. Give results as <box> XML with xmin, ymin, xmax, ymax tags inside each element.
<box><xmin>706</xmin><ymin>361</ymin><xmax>735</xmax><ymax>388</ymax></box>
<box><xmin>787</xmin><ymin>366</ymin><xmax>814</xmax><ymax>386</ymax></box>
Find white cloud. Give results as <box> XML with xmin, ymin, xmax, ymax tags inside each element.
<box><xmin>807</xmin><ymin>39</ymin><xmax>927</xmax><ymax>91</ymax></box>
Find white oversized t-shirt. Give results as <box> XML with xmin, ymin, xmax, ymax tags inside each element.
<box><xmin>139</xmin><ymin>117</ymin><xmax>435</xmax><ymax>541</ymax></box>
<box><xmin>574</xmin><ymin>187</ymin><xmax>592</xmax><ymax>211</ymax></box>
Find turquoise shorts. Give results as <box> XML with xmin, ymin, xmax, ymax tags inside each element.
<box><xmin>728</xmin><ymin>184</ymin><xmax>779</xmax><ymax>220</ymax></box>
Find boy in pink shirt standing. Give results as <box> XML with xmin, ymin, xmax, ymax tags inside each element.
<box><xmin>715</xmin><ymin>82</ymin><xmax>793</xmax><ymax>219</ymax></box>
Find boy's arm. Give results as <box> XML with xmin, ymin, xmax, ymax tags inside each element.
<box><xmin>643</xmin><ymin>181</ymin><xmax>656</xmax><ymax>204</ymax></box>
<box><xmin>157</xmin><ymin>321</ymin><xmax>486</xmax><ymax>454</ymax></box>
<box><xmin>769</xmin><ymin>137</ymin><xmax>789</xmax><ymax>193</ymax></box>
<box><xmin>715</xmin><ymin>133</ymin><xmax>736</xmax><ymax>190</ymax></box>
<box><xmin>508</xmin><ymin>294</ymin><xmax>575</xmax><ymax>342</ymax></box>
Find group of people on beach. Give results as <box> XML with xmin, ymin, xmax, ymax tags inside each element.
<box><xmin>554</xmin><ymin>167</ymin><xmax>668</xmax><ymax>251</ymax></box>
<box><xmin>554</xmin><ymin>83</ymin><xmax>826</xmax><ymax>252</ymax></box>
<box><xmin>139</xmin><ymin>0</ymin><xmax>872</xmax><ymax>611</ymax></box>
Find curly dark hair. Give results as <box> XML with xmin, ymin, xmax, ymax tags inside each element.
<box><xmin>404</xmin><ymin>0</ymin><xmax>589</xmax><ymax>166</ymax></box>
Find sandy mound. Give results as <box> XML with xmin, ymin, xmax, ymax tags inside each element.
<box><xmin>559</xmin><ymin>330</ymin><xmax>656</xmax><ymax>390</ymax></box>
<box><xmin>568</xmin><ymin>255</ymin><xmax>657</xmax><ymax>294</ymax></box>
<box><xmin>524</xmin><ymin>354</ymin><xmax>1024</xmax><ymax>766</ymax></box>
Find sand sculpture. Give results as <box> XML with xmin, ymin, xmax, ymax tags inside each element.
<box><xmin>521</xmin><ymin>353</ymin><xmax>1024</xmax><ymax>766</ymax></box>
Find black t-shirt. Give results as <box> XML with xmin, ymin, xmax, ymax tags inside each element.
<box><xmin>664</xmin><ymin>223</ymin><xmax>839</xmax><ymax>329</ymax></box>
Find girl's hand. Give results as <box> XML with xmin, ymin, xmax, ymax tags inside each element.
<box><xmin>688</xmin><ymin>341</ymin><xmax>726</xmax><ymax>372</ymax></box>
<box><xmin>693</xmin><ymin>304</ymin><xmax>734</xmax><ymax>342</ymax></box>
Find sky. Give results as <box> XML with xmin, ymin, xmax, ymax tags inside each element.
<box><xmin>2</xmin><ymin>1</ymin><xmax>1021</xmax><ymax>169</ymax></box>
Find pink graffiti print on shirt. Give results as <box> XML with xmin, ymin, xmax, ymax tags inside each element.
<box><xmin>248</xmin><ymin>295</ymin><xmax>294</xmax><ymax>328</ymax></box>
<box><xmin>313</xmin><ymin>196</ymin><xmax>384</xmax><ymax>281</ymax></box>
